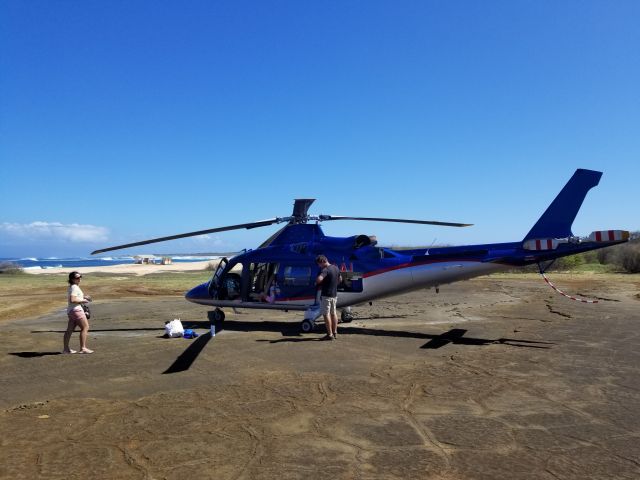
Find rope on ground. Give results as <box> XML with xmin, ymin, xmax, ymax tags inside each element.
<box><xmin>540</xmin><ymin>272</ymin><xmax>599</xmax><ymax>304</ymax></box>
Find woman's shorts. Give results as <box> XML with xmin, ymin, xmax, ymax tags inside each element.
<box><xmin>67</xmin><ymin>308</ymin><xmax>87</xmax><ymax>326</ymax></box>
<box><xmin>321</xmin><ymin>296</ymin><xmax>337</xmax><ymax>316</ymax></box>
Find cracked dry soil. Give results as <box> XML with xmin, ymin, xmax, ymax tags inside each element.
<box><xmin>1</xmin><ymin>275</ymin><xmax>639</xmax><ymax>479</ymax></box>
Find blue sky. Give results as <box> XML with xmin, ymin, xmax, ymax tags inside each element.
<box><xmin>1</xmin><ymin>0</ymin><xmax>638</xmax><ymax>258</ymax></box>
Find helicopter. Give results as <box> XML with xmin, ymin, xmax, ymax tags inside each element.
<box><xmin>93</xmin><ymin>168</ymin><xmax>629</xmax><ymax>334</ymax></box>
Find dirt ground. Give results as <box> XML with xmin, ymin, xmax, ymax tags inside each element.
<box><xmin>1</xmin><ymin>274</ymin><xmax>639</xmax><ymax>479</ymax></box>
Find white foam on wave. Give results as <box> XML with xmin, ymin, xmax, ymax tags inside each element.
<box><xmin>22</xmin><ymin>266</ymin><xmax>43</xmax><ymax>270</ymax></box>
<box><xmin>20</xmin><ymin>257</ymin><xmax>39</xmax><ymax>262</ymax></box>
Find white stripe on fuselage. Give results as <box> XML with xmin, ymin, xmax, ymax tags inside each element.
<box><xmin>336</xmin><ymin>261</ymin><xmax>507</xmax><ymax>308</ymax></box>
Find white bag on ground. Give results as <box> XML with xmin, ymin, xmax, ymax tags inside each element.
<box><xmin>164</xmin><ymin>318</ymin><xmax>184</xmax><ymax>338</ymax></box>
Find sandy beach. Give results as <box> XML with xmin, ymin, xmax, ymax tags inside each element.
<box><xmin>1</xmin><ymin>272</ymin><xmax>639</xmax><ymax>479</ymax></box>
<box><xmin>23</xmin><ymin>260</ymin><xmax>215</xmax><ymax>276</ymax></box>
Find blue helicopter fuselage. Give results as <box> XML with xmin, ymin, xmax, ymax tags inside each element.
<box><xmin>184</xmin><ymin>169</ymin><xmax>629</xmax><ymax>316</ymax></box>
<box><xmin>185</xmin><ymin>221</ymin><xmax>627</xmax><ymax>312</ymax></box>
<box><xmin>88</xmin><ymin>168</ymin><xmax>629</xmax><ymax>328</ymax></box>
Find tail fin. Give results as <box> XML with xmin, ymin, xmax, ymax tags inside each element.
<box><xmin>523</xmin><ymin>169</ymin><xmax>602</xmax><ymax>241</ymax></box>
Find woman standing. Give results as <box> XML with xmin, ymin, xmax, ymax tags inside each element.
<box><xmin>63</xmin><ymin>271</ymin><xmax>93</xmax><ymax>354</ymax></box>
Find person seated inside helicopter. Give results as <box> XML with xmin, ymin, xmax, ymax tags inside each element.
<box><xmin>259</xmin><ymin>272</ymin><xmax>279</xmax><ymax>303</ymax></box>
<box><xmin>248</xmin><ymin>266</ymin><xmax>277</xmax><ymax>303</ymax></box>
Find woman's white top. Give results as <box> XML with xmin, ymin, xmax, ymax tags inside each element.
<box><xmin>67</xmin><ymin>284</ymin><xmax>84</xmax><ymax>313</ymax></box>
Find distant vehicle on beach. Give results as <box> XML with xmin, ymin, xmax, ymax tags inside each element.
<box><xmin>134</xmin><ymin>254</ymin><xmax>159</xmax><ymax>264</ymax></box>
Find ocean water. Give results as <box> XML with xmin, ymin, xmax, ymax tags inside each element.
<box><xmin>2</xmin><ymin>255</ymin><xmax>222</xmax><ymax>270</ymax></box>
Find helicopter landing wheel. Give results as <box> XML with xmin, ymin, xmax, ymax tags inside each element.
<box><xmin>340</xmin><ymin>309</ymin><xmax>353</xmax><ymax>323</ymax></box>
<box><xmin>300</xmin><ymin>319</ymin><xmax>315</xmax><ymax>334</ymax></box>
<box><xmin>209</xmin><ymin>308</ymin><xmax>225</xmax><ymax>323</ymax></box>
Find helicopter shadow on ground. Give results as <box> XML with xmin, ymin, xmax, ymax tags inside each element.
<box><xmin>164</xmin><ymin>316</ymin><xmax>294</xmax><ymax>375</ymax></box>
<box><xmin>165</xmin><ymin>318</ymin><xmax>345</xmax><ymax>373</ymax></box>
<box><xmin>162</xmin><ymin>332</ymin><xmax>213</xmax><ymax>374</ymax></box>
<box><xmin>265</xmin><ymin>326</ymin><xmax>555</xmax><ymax>350</ymax></box>
<box><xmin>164</xmin><ymin>320</ymin><xmax>555</xmax><ymax>374</ymax></box>
<box><xmin>183</xmin><ymin>319</ymin><xmax>554</xmax><ymax>350</ymax></box>
<box><xmin>162</xmin><ymin>317</ymin><xmax>336</xmax><ymax>374</ymax></box>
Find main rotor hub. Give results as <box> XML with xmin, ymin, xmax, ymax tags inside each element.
<box><xmin>289</xmin><ymin>199</ymin><xmax>316</xmax><ymax>224</ymax></box>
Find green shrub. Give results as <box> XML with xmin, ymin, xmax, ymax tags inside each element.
<box><xmin>0</xmin><ymin>262</ymin><xmax>25</xmax><ymax>274</ymax></box>
<box><xmin>553</xmin><ymin>253</ymin><xmax>585</xmax><ymax>271</ymax></box>
<box><xmin>619</xmin><ymin>243</ymin><xmax>640</xmax><ymax>273</ymax></box>
<box><xmin>594</xmin><ymin>232</ymin><xmax>640</xmax><ymax>273</ymax></box>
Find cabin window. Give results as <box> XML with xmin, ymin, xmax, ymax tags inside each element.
<box><xmin>283</xmin><ymin>265</ymin><xmax>311</xmax><ymax>286</ymax></box>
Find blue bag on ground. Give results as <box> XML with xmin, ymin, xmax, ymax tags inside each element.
<box><xmin>183</xmin><ymin>329</ymin><xmax>198</xmax><ymax>339</ymax></box>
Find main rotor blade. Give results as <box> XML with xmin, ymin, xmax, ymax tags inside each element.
<box><xmin>91</xmin><ymin>218</ymin><xmax>280</xmax><ymax>255</ymax></box>
<box><xmin>319</xmin><ymin>216</ymin><xmax>472</xmax><ymax>227</ymax></box>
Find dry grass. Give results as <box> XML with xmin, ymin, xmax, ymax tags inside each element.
<box><xmin>0</xmin><ymin>272</ymin><xmax>210</xmax><ymax>323</ymax></box>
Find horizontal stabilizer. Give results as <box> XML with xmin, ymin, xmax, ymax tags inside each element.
<box><xmin>588</xmin><ymin>230</ymin><xmax>629</xmax><ymax>242</ymax></box>
<box><xmin>523</xmin><ymin>238</ymin><xmax>561</xmax><ymax>251</ymax></box>
<box><xmin>523</xmin><ymin>169</ymin><xmax>602</xmax><ymax>241</ymax></box>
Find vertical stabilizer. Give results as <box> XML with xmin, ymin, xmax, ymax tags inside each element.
<box><xmin>523</xmin><ymin>169</ymin><xmax>602</xmax><ymax>241</ymax></box>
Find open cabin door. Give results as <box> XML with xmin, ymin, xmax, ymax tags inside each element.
<box><xmin>243</xmin><ymin>262</ymin><xmax>280</xmax><ymax>302</ymax></box>
<box><xmin>208</xmin><ymin>257</ymin><xmax>228</xmax><ymax>298</ymax></box>
<box><xmin>240</xmin><ymin>261</ymin><xmax>317</xmax><ymax>305</ymax></box>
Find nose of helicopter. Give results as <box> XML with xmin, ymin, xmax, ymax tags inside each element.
<box><xmin>185</xmin><ymin>282</ymin><xmax>209</xmax><ymax>303</ymax></box>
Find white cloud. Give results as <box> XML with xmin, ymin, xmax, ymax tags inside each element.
<box><xmin>0</xmin><ymin>221</ymin><xmax>109</xmax><ymax>243</ymax></box>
